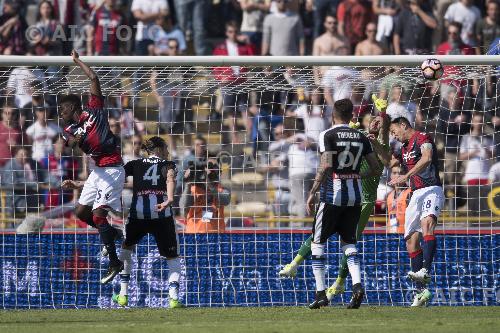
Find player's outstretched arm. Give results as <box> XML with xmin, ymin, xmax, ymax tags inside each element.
<box><xmin>71</xmin><ymin>49</ymin><xmax>102</xmax><ymax>97</ymax></box>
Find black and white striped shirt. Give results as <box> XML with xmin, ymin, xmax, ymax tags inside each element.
<box><xmin>318</xmin><ymin>124</ymin><xmax>373</xmax><ymax>206</ymax></box>
<box><xmin>124</xmin><ymin>156</ymin><xmax>177</xmax><ymax>220</ymax></box>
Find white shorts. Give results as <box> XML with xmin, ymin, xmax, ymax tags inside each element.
<box><xmin>78</xmin><ymin>166</ymin><xmax>125</xmax><ymax>213</ymax></box>
<box><xmin>404</xmin><ymin>185</ymin><xmax>444</xmax><ymax>240</ymax></box>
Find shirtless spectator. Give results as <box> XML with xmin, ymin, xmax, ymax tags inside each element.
<box><xmin>313</xmin><ymin>14</ymin><xmax>348</xmax><ymax>56</ymax></box>
<box><xmin>355</xmin><ymin>22</ymin><xmax>387</xmax><ymax>55</ymax></box>
<box><xmin>312</xmin><ymin>14</ymin><xmax>348</xmax><ymax>83</ymax></box>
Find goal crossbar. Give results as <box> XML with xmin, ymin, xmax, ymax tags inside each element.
<box><xmin>0</xmin><ymin>55</ymin><xmax>499</xmax><ymax>67</ymax></box>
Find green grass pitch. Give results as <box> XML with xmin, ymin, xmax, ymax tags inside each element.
<box><xmin>1</xmin><ymin>307</ymin><xmax>499</xmax><ymax>333</ymax></box>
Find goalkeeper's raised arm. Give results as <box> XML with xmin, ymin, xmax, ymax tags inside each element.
<box><xmin>366</xmin><ymin>94</ymin><xmax>392</xmax><ymax>167</ymax></box>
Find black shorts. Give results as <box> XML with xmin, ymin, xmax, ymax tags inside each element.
<box><xmin>124</xmin><ymin>216</ymin><xmax>179</xmax><ymax>258</ymax></box>
<box><xmin>311</xmin><ymin>202</ymin><xmax>361</xmax><ymax>244</ymax></box>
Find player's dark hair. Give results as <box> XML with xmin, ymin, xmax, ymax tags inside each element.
<box><xmin>142</xmin><ymin>136</ymin><xmax>167</xmax><ymax>154</ymax></box>
<box><xmin>58</xmin><ymin>94</ymin><xmax>81</xmax><ymax>108</ymax></box>
<box><xmin>391</xmin><ymin>116</ymin><xmax>412</xmax><ymax>128</ymax></box>
<box><xmin>333</xmin><ymin>99</ymin><xmax>354</xmax><ymax>122</ymax></box>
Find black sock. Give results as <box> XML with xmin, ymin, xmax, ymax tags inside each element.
<box><xmin>98</xmin><ymin>223</ymin><xmax>119</xmax><ymax>263</ymax></box>
<box><xmin>423</xmin><ymin>235</ymin><xmax>437</xmax><ymax>271</ymax></box>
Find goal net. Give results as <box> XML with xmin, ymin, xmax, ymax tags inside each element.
<box><xmin>0</xmin><ymin>55</ymin><xmax>498</xmax><ymax>308</ymax></box>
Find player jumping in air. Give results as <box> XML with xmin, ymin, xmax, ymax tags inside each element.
<box><xmin>280</xmin><ymin>95</ymin><xmax>390</xmax><ymax>302</ymax></box>
<box><xmin>306</xmin><ymin>98</ymin><xmax>381</xmax><ymax>309</ymax></box>
<box><xmin>60</xmin><ymin>50</ymin><xmax>125</xmax><ymax>284</ymax></box>
<box><xmin>112</xmin><ymin>136</ymin><xmax>184</xmax><ymax>309</ymax></box>
<box><xmin>387</xmin><ymin>116</ymin><xmax>444</xmax><ymax>307</ymax></box>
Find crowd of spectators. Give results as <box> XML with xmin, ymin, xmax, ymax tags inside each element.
<box><xmin>0</xmin><ymin>0</ymin><xmax>499</xmax><ymax>230</ymax></box>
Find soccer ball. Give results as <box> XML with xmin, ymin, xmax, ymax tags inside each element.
<box><xmin>421</xmin><ymin>59</ymin><xmax>444</xmax><ymax>81</ymax></box>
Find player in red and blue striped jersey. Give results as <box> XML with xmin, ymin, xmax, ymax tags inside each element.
<box><xmin>387</xmin><ymin>116</ymin><xmax>444</xmax><ymax>307</ymax></box>
<box><xmin>60</xmin><ymin>50</ymin><xmax>125</xmax><ymax>284</ymax></box>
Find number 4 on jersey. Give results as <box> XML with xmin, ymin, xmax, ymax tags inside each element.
<box><xmin>143</xmin><ymin>164</ymin><xmax>160</xmax><ymax>185</ymax></box>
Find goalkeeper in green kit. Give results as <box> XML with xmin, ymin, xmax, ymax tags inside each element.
<box><xmin>279</xmin><ymin>95</ymin><xmax>391</xmax><ymax>301</ymax></box>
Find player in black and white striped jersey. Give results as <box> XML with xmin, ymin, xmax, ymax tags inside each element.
<box><xmin>112</xmin><ymin>136</ymin><xmax>184</xmax><ymax>308</ymax></box>
<box><xmin>306</xmin><ymin>99</ymin><xmax>381</xmax><ymax>309</ymax></box>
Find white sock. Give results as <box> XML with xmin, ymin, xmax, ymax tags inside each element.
<box><xmin>120</xmin><ymin>280</ymin><xmax>129</xmax><ymax>297</ymax></box>
<box><xmin>311</xmin><ymin>243</ymin><xmax>326</xmax><ymax>291</ymax></box>
<box><xmin>119</xmin><ymin>248</ymin><xmax>132</xmax><ymax>296</ymax></box>
<box><xmin>342</xmin><ymin>244</ymin><xmax>361</xmax><ymax>285</ymax></box>
<box><xmin>167</xmin><ymin>257</ymin><xmax>182</xmax><ymax>300</ymax></box>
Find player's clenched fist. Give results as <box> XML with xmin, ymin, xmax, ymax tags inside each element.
<box><xmin>156</xmin><ymin>199</ymin><xmax>173</xmax><ymax>212</ymax></box>
<box><xmin>71</xmin><ymin>49</ymin><xmax>80</xmax><ymax>62</ymax></box>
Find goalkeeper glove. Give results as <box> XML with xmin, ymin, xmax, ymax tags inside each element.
<box><xmin>349</xmin><ymin>121</ymin><xmax>360</xmax><ymax>129</ymax></box>
<box><xmin>371</xmin><ymin>94</ymin><xmax>388</xmax><ymax>114</ymax></box>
